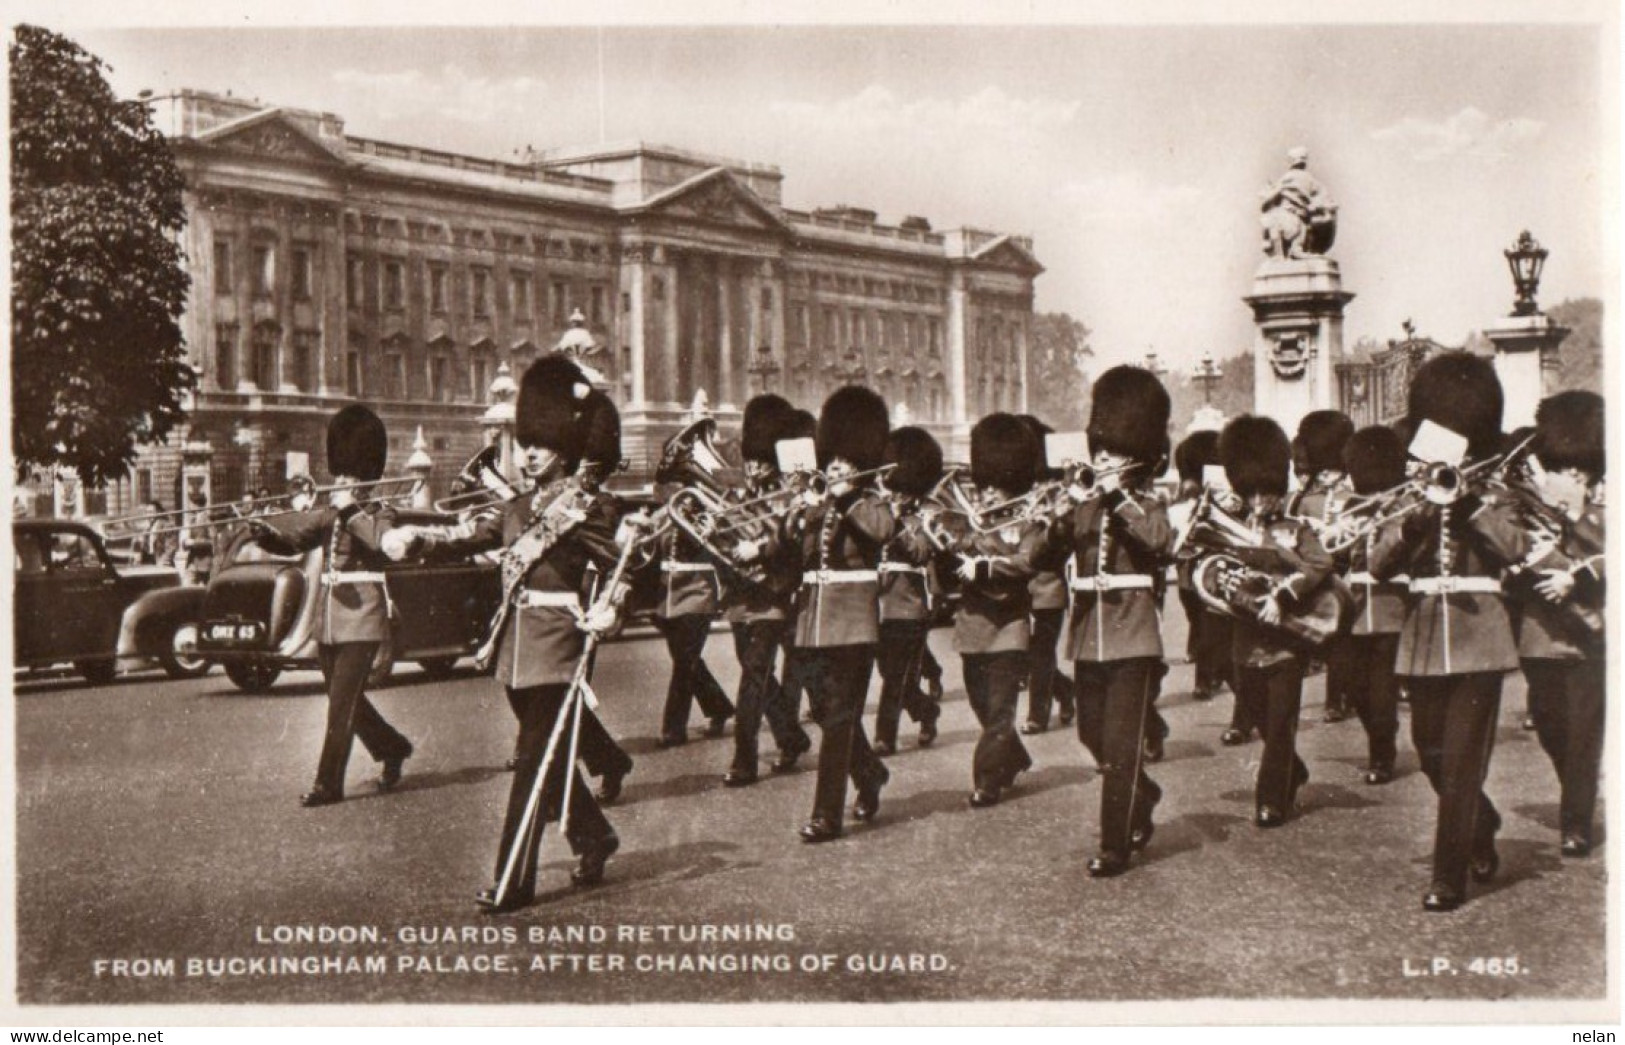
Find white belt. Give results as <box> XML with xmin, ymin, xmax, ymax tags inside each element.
<box><xmin>661</xmin><ymin>561</ymin><xmax>716</xmax><ymax>573</ymax></box>
<box><xmin>1409</xmin><ymin>576</ymin><xmax>1501</xmax><ymax>595</ymax></box>
<box><xmin>516</xmin><ymin>590</ymin><xmax>582</xmax><ymax>609</ymax></box>
<box><xmin>1070</xmin><ymin>574</ymin><xmax>1154</xmax><ymax>592</ymax></box>
<box><xmin>1346</xmin><ymin>572</ymin><xmax>1410</xmax><ymax>586</ymax></box>
<box><xmin>879</xmin><ymin>563</ymin><xmax>927</xmax><ymax>575</ymax></box>
<box><xmin>322</xmin><ymin>571</ymin><xmax>387</xmax><ymax>585</ymax></box>
<box><xmin>802</xmin><ymin>569</ymin><xmax>880</xmax><ymax>585</ymax></box>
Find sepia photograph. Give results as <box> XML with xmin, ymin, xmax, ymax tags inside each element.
<box><xmin>4</xmin><ymin>0</ymin><xmax>1618</xmax><ymax>1028</ymax></box>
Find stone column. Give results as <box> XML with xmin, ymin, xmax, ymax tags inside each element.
<box><xmin>662</xmin><ymin>251</ymin><xmax>681</xmax><ymax>407</ymax></box>
<box><xmin>1485</xmin><ymin>313</ymin><xmax>1568</xmax><ymax>430</ymax></box>
<box><xmin>622</xmin><ymin>246</ymin><xmax>649</xmax><ymax>406</ymax></box>
<box><xmin>717</xmin><ymin>257</ymin><xmax>734</xmax><ymax>411</ymax></box>
<box><xmin>946</xmin><ymin>268</ymin><xmax>970</xmax><ymax>432</ymax></box>
<box><xmin>1242</xmin><ymin>256</ymin><xmax>1354</xmax><ymax>441</ymax></box>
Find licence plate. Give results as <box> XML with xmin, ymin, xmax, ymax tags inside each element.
<box><xmin>203</xmin><ymin>621</ymin><xmax>265</xmax><ymax>645</ymax></box>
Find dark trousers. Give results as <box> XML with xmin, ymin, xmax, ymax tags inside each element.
<box><xmin>1339</xmin><ymin>633</ymin><xmax>1401</xmax><ymax>771</ymax></box>
<box><xmin>920</xmin><ymin>642</ymin><xmax>943</xmax><ymax>684</ymax></box>
<box><xmin>1024</xmin><ymin>608</ymin><xmax>1074</xmax><ymax>728</ymax></box>
<box><xmin>730</xmin><ymin>620</ymin><xmax>810</xmax><ymax>773</ymax></box>
<box><xmin>506</xmin><ymin>689</ymin><xmax>630</xmax><ymax>780</ymax></box>
<box><xmin>1075</xmin><ymin>658</ymin><xmax>1163</xmax><ymax>855</ymax></box>
<box><xmin>963</xmin><ymin>651</ymin><xmax>1034</xmax><ymax>791</ymax></box>
<box><xmin>1406</xmin><ymin>673</ymin><xmax>1503</xmax><ymax>896</ymax></box>
<box><xmin>1323</xmin><ymin>633</ymin><xmax>1354</xmax><ymax>716</ymax></box>
<box><xmin>874</xmin><ymin>618</ymin><xmax>939</xmax><ymax>747</ymax></box>
<box><xmin>1180</xmin><ymin>593</ymin><xmax>1235</xmax><ymax>697</ymax></box>
<box><xmin>1525</xmin><ymin>658</ymin><xmax>1605</xmax><ymax>842</ymax></box>
<box><xmin>657</xmin><ymin>614</ymin><xmax>734</xmax><ymax>740</ymax></box>
<box><xmin>782</xmin><ymin>635</ymin><xmax>810</xmax><ymax>720</ymax></box>
<box><xmin>313</xmin><ymin>643</ymin><xmax>411</xmax><ymax>796</ymax></box>
<box><xmin>800</xmin><ymin>646</ymin><xmax>887</xmax><ymax>826</ymax></box>
<box><xmin>495</xmin><ymin>684</ymin><xmax>614</xmax><ymax>900</ymax></box>
<box><xmin>1237</xmin><ymin>658</ymin><xmax>1309</xmax><ymax>813</ymax></box>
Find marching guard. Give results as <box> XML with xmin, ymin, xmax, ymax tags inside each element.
<box><xmin>1048</xmin><ymin>367</ymin><xmax>1173</xmax><ymax>874</ymax></box>
<box><xmin>1367</xmin><ymin>353</ymin><xmax>1530</xmax><ymax>912</ymax></box>
<box><xmin>388</xmin><ymin>357</ymin><xmax>628</xmax><ymax>912</ymax></box>
<box><xmin>1171</xmin><ymin>430</ymin><xmax>1235</xmax><ymax>707</ymax></box>
<box><xmin>1289</xmin><ymin>410</ymin><xmax>1357</xmax><ymax>723</ymax></box>
<box><xmin>1019</xmin><ymin>414</ymin><xmax>1078</xmax><ymax>736</ymax></box>
<box><xmin>955</xmin><ymin>413</ymin><xmax>1044</xmax><ymax>808</ymax></box>
<box><xmin>872</xmin><ymin>426</ymin><xmax>946</xmax><ymax>754</ymax></box>
<box><xmin>722</xmin><ymin>394</ymin><xmax>813</xmax><ymax>785</ymax></box>
<box><xmin>790</xmin><ymin>386</ymin><xmax>895</xmax><ymax>842</ymax></box>
<box><xmin>1516</xmin><ymin>390</ymin><xmax>1605</xmax><ymax>858</ymax></box>
<box><xmin>252</xmin><ymin>404</ymin><xmax>415</xmax><ymax>808</ymax></box>
<box><xmin>1217</xmin><ymin>415</ymin><xmax>1334</xmax><ymax>828</ymax></box>
<box><xmin>1334</xmin><ymin>425</ymin><xmax>1410</xmax><ymax>785</ymax></box>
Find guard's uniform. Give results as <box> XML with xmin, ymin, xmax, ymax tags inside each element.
<box><xmin>646</xmin><ymin>527</ymin><xmax>734</xmax><ymax>744</ymax></box>
<box><xmin>1289</xmin><ymin>473</ymin><xmax>1355</xmax><ymax>721</ymax></box>
<box><xmin>791</xmin><ymin>485</ymin><xmax>894</xmax><ymax>831</ymax></box>
<box><xmin>258</xmin><ymin>500</ymin><xmax>413</xmax><ymax>799</ymax></box>
<box><xmin>1052</xmin><ymin>484</ymin><xmax>1170</xmax><ymax>859</ymax></box>
<box><xmin>874</xmin><ymin>501</ymin><xmax>941</xmax><ymax>749</ymax></box>
<box><xmin>1024</xmin><ymin>560</ymin><xmax>1075</xmax><ymax>731</ymax></box>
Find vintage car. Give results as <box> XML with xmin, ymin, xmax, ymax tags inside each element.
<box><xmin>12</xmin><ymin>519</ymin><xmax>208</xmax><ymax>684</ymax></box>
<box><xmin>196</xmin><ymin>509</ymin><xmax>504</xmax><ymax>693</ymax></box>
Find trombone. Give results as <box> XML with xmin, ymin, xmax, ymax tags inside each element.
<box><xmin>699</xmin><ymin>462</ymin><xmax>897</xmax><ymax>540</ymax></box>
<box><xmin>103</xmin><ymin>476</ymin><xmax>424</xmax><ymax>544</ymax></box>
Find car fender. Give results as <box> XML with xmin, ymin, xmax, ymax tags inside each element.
<box><xmin>118</xmin><ymin>585</ymin><xmax>208</xmax><ymax>660</ymax></box>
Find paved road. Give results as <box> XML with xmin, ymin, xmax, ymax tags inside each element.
<box><xmin>14</xmin><ymin>616</ymin><xmax>1607</xmax><ymax>1007</ymax></box>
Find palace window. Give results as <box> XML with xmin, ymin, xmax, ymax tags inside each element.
<box><xmin>590</xmin><ymin>285</ymin><xmax>606</xmax><ymax>326</ymax></box>
<box><xmin>511</xmin><ymin>272</ymin><xmax>530</xmax><ymax>317</ymax></box>
<box><xmin>760</xmin><ymin>286</ymin><xmax>773</xmax><ymax>311</ymax></box>
<box><xmin>470</xmin><ymin>350</ymin><xmax>492</xmax><ymax>400</ymax></box>
<box><xmin>291</xmin><ymin>331</ymin><xmax>318</xmax><ymax>392</ymax></box>
<box><xmin>252</xmin><ymin>245</ymin><xmax>274</xmax><ymax>298</ymax></box>
<box><xmin>383</xmin><ymin>260</ymin><xmax>405</xmax><ymax>311</ymax></box>
<box><xmin>214</xmin><ymin>324</ymin><xmax>238</xmax><ymax>390</ymax></box>
<box><xmin>429</xmin><ymin>264</ymin><xmax>448</xmax><ymax>314</ymax></box>
<box><xmin>428</xmin><ymin>355</ymin><xmax>450</xmax><ymax>403</ymax></box>
<box><xmin>345</xmin><ymin>350</ymin><xmax>362</xmax><ymax>397</ymax></box>
<box><xmin>291</xmin><ymin>247</ymin><xmax>313</xmax><ymax>301</ymax></box>
<box><xmin>383</xmin><ymin>352</ymin><xmax>406</xmax><ymax>399</ymax></box>
<box><xmin>346</xmin><ymin>255</ymin><xmax>364</xmax><ymax>309</ymax></box>
<box><xmin>213</xmin><ymin>240</ymin><xmax>232</xmax><ymax>296</ymax></box>
<box><xmin>472</xmin><ymin>268</ymin><xmax>490</xmax><ymax>317</ymax></box>
<box><xmin>252</xmin><ymin>325</ymin><xmax>279</xmax><ymax>391</ymax></box>
<box><xmin>550</xmin><ymin>280</ymin><xmax>568</xmax><ymax>319</ymax></box>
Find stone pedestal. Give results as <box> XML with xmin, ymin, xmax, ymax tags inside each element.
<box><xmin>1242</xmin><ymin>257</ymin><xmax>1354</xmax><ymax>439</ymax></box>
<box><xmin>1484</xmin><ymin>313</ymin><xmax>1568</xmax><ymax>431</ymax></box>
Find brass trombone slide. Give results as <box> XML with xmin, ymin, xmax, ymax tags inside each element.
<box><xmin>104</xmin><ymin>476</ymin><xmax>424</xmax><ymax>544</ymax></box>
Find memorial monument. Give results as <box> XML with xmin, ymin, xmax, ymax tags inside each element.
<box><xmin>1243</xmin><ymin>147</ymin><xmax>1353</xmax><ymax>437</ymax></box>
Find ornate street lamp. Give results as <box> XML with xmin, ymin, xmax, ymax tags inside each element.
<box><xmin>1192</xmin><ymin>349</ymin><xmax>1223</xmax><ymax>406</ymax></box>
<box><xmin>1504</xmin><ymin>230</ymin><xmax>1549</xmax><ymax>317</ymax></box>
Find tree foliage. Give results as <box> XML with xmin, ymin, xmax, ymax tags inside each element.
<box><xmin>1025</xmin><ymin>311</ymin><xmax>1093</xmax><ymax>429</ymax></box>
<box><xmin>1546</xmin><ymin>297</ymin><xmax>1603</xmax><ymax>394</ymax></box>
<box><xmin>11</xmin><ymin>24</ymin><xmax>193</xmax><ymax>486</ymax></box>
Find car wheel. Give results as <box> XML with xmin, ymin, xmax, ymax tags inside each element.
<box><xmin>159</xmin><ymin>622</ymin><xmax>211</xmax><ymax>679</ymax></box>
<box><xmin>225</xmin><ymin>658</ymin><xmax>281</xmax><ymax>694</ymax></box>
<box><xmin>75</xmin><ymin>658</ymin><xmax>117</xmax><ymax>686</ymax></box>
<box><xmin>366</xmin><ymin>634</ymin><xmax>396</xmax><ymax>689</ymax></box>
<box><xmin>416</xmin><ymin>656</ymin><xmax>459</xmax><ymax>679</ymax></box>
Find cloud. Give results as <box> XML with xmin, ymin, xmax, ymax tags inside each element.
<box><xmin>1370</xmin><ymin>107</ymin><xmax>1544</xmax><ymax>162</ymax></box>
<box><xmin>331</xmin><ymin>64</ymin><xmax>548</xmax><ymax>126</ymax></box>
<box><xmin>1056</xmin><ymin>173</ymin><xmax>1206</xmax><ymax>229</ymax></box>
<box><xmin>769</xmin><ymin>84</ymin><xmax>1079</xmax><ymax>136</ymax></box>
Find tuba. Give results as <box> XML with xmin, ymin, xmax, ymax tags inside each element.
<box><xmin>651</xmin><ymin>418</ymin><xmax>767</xmax><ymax>584</ymax></box>
<box><xmin>1181</xmin><ymin>489</ymin><xmax>1341</xmax><ymax>648</ymax></box>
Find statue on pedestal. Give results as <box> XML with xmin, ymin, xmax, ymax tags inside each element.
<box><xmin>1260</xmin><ymin>147</ymin><xmax>1338</xmax><ymax>259</ymax></box>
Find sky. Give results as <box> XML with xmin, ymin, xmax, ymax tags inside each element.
<box><xmin>50</xmin><ymin>6</ymin><xmax>1617</xmax><ymax>377</ymax></box>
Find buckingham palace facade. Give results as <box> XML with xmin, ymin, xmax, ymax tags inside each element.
<box><xmin>54</xmin><ymin>89</ymin><xmax>1042</xmax><ymax>514</ymax></box>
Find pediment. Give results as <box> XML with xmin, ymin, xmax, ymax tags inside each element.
<box><xmin>197</xmin><ymin>110</ymin><xmax>348</xmax><ymax>167</ymax></box>
<box><xmin>970</xmin><ymin>236</ymin><xmax>1045</xmax><ymax>276</ymax></box>
<box><xmin>636</xmin><ymin>169</ymin><xmax>789</xmax><ymax>236</ymax></box>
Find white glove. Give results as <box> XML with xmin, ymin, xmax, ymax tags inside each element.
<box><xmin>578</xmin><ymin>602</ymin><xmax>620</xmax><ymax>637</ymax></box>
<box><xmin>733</xmin><ymin>538</ymin><xmax>761</xmax><ymax>563</ymax></box>
<box><xmin>380</xmin><ymin>527</ymin><xmax>419</xmax><ymax>562</ymax></box>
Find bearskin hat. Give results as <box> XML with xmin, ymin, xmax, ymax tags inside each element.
<box><xmin>971</xmin><ymin>412</ymin><xmax>1039</xmax><ymax>495</ymax></box>
<box><xmin>1220</xmin><ymin>415</ymin><xmax>1291</xmax><ymax>497</ymax></box>
<box><xmin>1017</xmin><ymin>414</ymin><xmax>1059</xmax><ymax>480</ymax></box>
<box><xmin>816</xmin><ymin>385</ymin><xmax>889</xmax><ymax>471</ymax></box>
<box><xmin>1295</xmin><ymin>410</ymin><xmax>1355</xmax><ymax>475</ymax></box>
<box><xmin>576</xmin><ymin>389</ymin><xmax>622</xmax><ymax>481</ymax></box>
<box><xmin>1343</xmin><ymin>425</ymin><xmax>1408</xmax><ymax>495</ymax></box>
<box><xmin>1087</xmin><ymin>365</ymin><xmax>1171</xmax><ymax>465</ymax></box>
<box><xmin>1405</xmin><ymin>352</ymin><xmax>1504</xmax><ymax>458</ymax></box>
<box><xmin>741</xmin><ymin>394</ymin><xmax>794</xmax><ymax>465</ymax></box>
<box><xmin>1535</xmin><ymin>389</ymin><xmax>1605</xmax><ymax>477</ymax></box>
<box><xmin>884</xmin><ymin>426</ymin><xmax>945</xmax><ymax>498</ymax></box>
<box><xmin>1174</xmin><ymin>430</ymin><xmax>1220</xmax><ymax>485</ymax></box>
<box><xmin>327</xmin><ymin>404</ymin><xmax>387</xmax><ymax>482</ymax></box>
<box><xmin>785</xmin><ymin>408</ymin><xmax>817</xmax><ymax>441</ymax></box>
<box><xmin>515</xmin><ymin>355</ymin><xmax>590</xmax><ymax>463</ymax></box>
